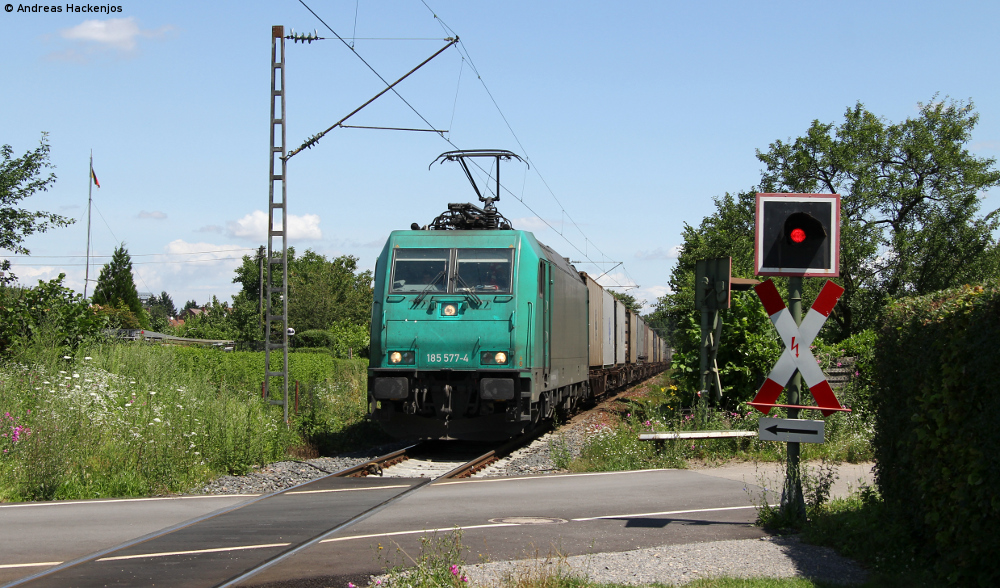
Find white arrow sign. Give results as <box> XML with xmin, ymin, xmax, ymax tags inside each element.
<box><xmin>752</xmin><ymin>279</ymin><xmax>845</xmax><ymax>416</ymax></box>
<box><xmin>758</xmin><ymin>417</ymin><xmax>825</xmax><ymax>443</ymax></box>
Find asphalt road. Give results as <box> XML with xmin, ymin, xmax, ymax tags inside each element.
<box><xmin>0</xmin><ymin>467</ymin><xmax>800</xmax><ymax>587</ymax></box>
<box><xmin>239</xmin><ymin>468</ymin><xmax>767</xmax><ymax>587</ymax></box>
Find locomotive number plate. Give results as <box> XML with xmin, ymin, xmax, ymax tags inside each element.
<box><xmin>425</xmin><ymin>353</ymin><xmax>470</xmax><ymax>363</ymax></box>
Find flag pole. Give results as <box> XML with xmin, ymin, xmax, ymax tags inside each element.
<box><xmin>84</xmin><ymin>150</ymin><xmax>93</xmax><ymax>299</ymax></box>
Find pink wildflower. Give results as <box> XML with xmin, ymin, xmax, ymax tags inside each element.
<box><xmin>450</xmin><ymin>564</ymin><xmax>460</xmax><ymax>576</ymax></box>
<box><xmin>461</xmin><ymin>576</ymin><xmax>469</xmax><ymax>583</ymax></box>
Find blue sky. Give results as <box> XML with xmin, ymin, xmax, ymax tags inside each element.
<box><xmin>3</xmin><ymin>1</ymin><xmax>999</xmax><ymax>311</ymax></box>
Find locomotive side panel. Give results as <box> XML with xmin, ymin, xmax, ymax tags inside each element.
<box><xmin>538</xmin><ymin>243</ymin><xmax>588</xmax><ymax>390</ymax></box>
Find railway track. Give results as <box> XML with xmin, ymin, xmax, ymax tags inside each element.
<box><xmin>334</xmin><ymin>423</ymin><xmax>554</xmax><ymax>480</ymax></box>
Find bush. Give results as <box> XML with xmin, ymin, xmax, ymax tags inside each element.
<box><xmin>873</xmin><ymin>281</ymin><xmax>1000</xmax><ymax>586</ymax></box>
<box><xmin>293</xmin><ymin>330</ymin><xmax>334</xmax><ymax>349</ymax></box>
<box><xmin>0</xmin><ymin>274</ymin><xmax>104</xmax><ymax>355</ymax></box>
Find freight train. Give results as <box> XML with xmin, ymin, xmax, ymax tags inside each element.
<box><xmin>367</xmin><ymin>150</ymin><xmax>670</xmax><ymax>441</ymax></box>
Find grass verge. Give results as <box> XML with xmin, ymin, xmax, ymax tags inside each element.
<box><xmin>0</xmin><ymin>340</ymin><xmax>383</xmax><ymax>501</ymax></box>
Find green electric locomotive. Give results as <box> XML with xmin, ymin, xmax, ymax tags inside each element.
<box><xmin>368</xmin><ymin>151</ymin><xmax>589</xmax><ymax>440</ymax></box>
<box><xmin>368</xmin><ymin>150</ymin><xmax>667</xmax><ymax>441</ymax></box>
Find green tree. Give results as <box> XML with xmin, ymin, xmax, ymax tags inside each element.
<box><xmin>144</xmin><ymin>291</ymin><xmax>176</xmax><ymax>332</ymax></box>
<box><xmin>655</xmin><ymin>97</ymin><xmax>1000</xmax><ymax>401</ymax></box>
<box><xmin>175</xmin><ymin>296</ymin><xmax>235</xmax><ymax>340</ymax></box>
<box><xmin>232</xmin><ymin>247</ymin><xmax>373</xmax><ymax>334</ymax></box>
<box><xmin>609</xmin><ymin>290</ymin><xmax>646</xmax><ymax>315</ymax></box>
<box><xmin>0</xmin><ymin>274</ymin><xmax>104</xmax><ymax>354</ymax></box>
<box><xmin>1</xmin><ymin>133</ymin><xmax>73</xmax><ymax>284</ymax></box>
<box><xmin>757</xmin><ymin>96</ymin><xmax>1000</xmax><ymax>335</ymax></box>
<box><xmin>91</xmin><ymin>243</ymin><xmax>147</xmax><ymax>328</ymax></box>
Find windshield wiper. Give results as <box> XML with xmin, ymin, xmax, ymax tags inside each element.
<box><xmin>454</xmin><ymin>274</ymin><xmax>483</xmax><ymax>306</ymax></box>
<box><xmin>414</xmin><ymin>270</ymin><xmax>445</xmax><ymax>306</ymax></box>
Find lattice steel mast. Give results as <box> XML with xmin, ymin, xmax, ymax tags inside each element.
<box><xmin>265</xmin><ymin>25</ymin><xmax>289</xmax><ymax>422</ymax></box>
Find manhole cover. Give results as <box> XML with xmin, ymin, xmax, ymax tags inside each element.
<box><xmin>489</xmin><ymin>516</ymin><xmax>567</xmax><ymax>525</ymax></box>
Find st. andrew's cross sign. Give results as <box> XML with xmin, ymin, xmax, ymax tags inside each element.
<box><xmin>749</xmin><ymin>279</ymin><xmax>849</xmax><ymax>416</ymax></box>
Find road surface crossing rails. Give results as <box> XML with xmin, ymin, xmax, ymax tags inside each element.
<box><xmin>2</xmin><ymin>437</ymin><xmax>538</xmax><ymax>588</ymax></box>
<box><xmin>3</xmin><ymin>469</ymin><xmax>427</xmax><ymax>587</ymax></box>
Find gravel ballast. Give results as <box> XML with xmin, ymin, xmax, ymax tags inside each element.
<box><xmin>463</xmin><ymin>535</ymin><xmax>868</xmax><ymax>586</ymax></box>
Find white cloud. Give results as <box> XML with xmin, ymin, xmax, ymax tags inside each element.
<box><xmin>137</xmin><ymin>210</ymin><xmax>167</xmax><ymax>220</ymax></box>
<box><xmin>226</xmin><ymin>210</ymin><xmax>322</xmax><ymax>241</ymax></box>
<box><xmin>196</xmin><ymin>225</ymin><xmax>224</xmax><ymax>234</ymax></box>
<box><xmin>49</xmin><ymin>17</ymin><xmax>174</xmax><ymax>61</ymax></box>
<box><xmin>133</xmin><ymin>240</ymin><xmax>253</xmax><ymax>305</ymax></box>
<box><xmin>635</xmin><ymin>245</ymin><xmax>682</xmax><ymax>260</ymax></box>
<box><xmin>510</xmin><ymin>217</ymin><xmax>554</xmax><ymax>232</ymax></box>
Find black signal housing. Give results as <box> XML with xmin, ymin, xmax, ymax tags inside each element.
<box><xmin>755</xmin><ymin>194</ymin><xmax>840</xmax><ymax>277</ymax></box>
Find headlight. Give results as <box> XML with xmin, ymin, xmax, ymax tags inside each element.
<box><xmin>442</xmin><ymin>303</ymin><xmax>458</xmax><ymax>316</ymax></box>
<box><xmin>481</xmin><ymin>351</ymin><xmax>510</xmax><ymax>365</ymax></box>
<box><xmin>388</xmin><ymin>351</ymin><xmax>414</xmax><ymax>365</ymax></box>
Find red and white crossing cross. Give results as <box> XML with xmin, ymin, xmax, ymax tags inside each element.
<box><xmin>752</xmin><ymin>279</ymin><xmax>846</xmax><ymax>416</ymax></box>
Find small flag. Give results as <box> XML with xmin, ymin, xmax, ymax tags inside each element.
<box><xmin>91</xmin><ymin>166</ymin><xmax>100</xmax><ymax>188</ymax></box>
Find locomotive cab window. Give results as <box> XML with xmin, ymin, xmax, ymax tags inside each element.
<box><xmin>455</xmin><ymin>248</ymin><xmax>513</xmax><ymax>293</ymax></box>
<box><xmin>390</xmin><ymin>248</ymin><xmax>449</xmax><ymax>293</ymax></box>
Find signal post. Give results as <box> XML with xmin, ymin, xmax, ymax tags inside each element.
<box><xmin>752</xmin><ymin>193</ymin><xmax>843</xmax><ymax>523</ymax></box>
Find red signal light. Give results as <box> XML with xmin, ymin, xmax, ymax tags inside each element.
<box><xmin>790</xmin><ymin>228</ymin><xmax>806</xmax><ymax>243</ymax></box>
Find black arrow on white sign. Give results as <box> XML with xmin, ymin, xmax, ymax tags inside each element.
<box><xmin>765</xmin><ymin>424</ymin><xmax>819</xmax><ymax>437</ymax></box>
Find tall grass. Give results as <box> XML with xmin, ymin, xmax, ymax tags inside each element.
<box><xmin>563</xmin><ymin>371</ymin><xmax>872</xmax><ymax>473</ymax></box>
<box><xmin>0</xmin><ymin>339</ymin><xmax>376</xmax><ymax>501</ymax></box>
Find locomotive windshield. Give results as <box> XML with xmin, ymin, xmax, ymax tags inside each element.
<box><xmin>389</xmin><ymin>247</ymin><xmax>513</xmax><ymax>294</ymax></box>
<box><xmin>456</xmin><ymin>248</ymin><xmax>513</xmax><ymax>293</ymax></box>
<box><xmin>391</xmin><ymin>248</ymin><xmax>448</xmax><ymax>292</ymax></box>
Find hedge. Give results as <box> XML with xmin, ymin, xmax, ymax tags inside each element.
<box><xmin>873</xmin><ymin>281</ymin><xmax>1000</xmax><ymax>586</ymax></box>
<box><xmin>164</xmin><ymin>346</ymin><xmax>367</xmax><ymax>392</ymax></box>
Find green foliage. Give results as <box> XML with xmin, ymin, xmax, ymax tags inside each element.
<box><xmin>293</xmin><ymin>329</ymin><xmax>335</xmax><ymax>349</ymax></box>
<box><xmin>0</xmin><ymin>344</ymin><xmax>298</xmax><ymax>500</ymax></box>
<box><xmin>174</xmin><ymin>296</ymin><xmax>236</xmax><ymax>340</ymax></box>
<box><xmin>232</xmin><ymin>247</ymin><xmax>374</xmax><ymax>334</ymax></box>
<box><xmin>873</xmin><ymin>281</ymin><xmax>1000</xmax><ymax>586</ymax></box>
<box><xmin>91</xmin><ymin>244</ymin><xmax>147</xmax><ymax>328</ymax></box>
<box><xmin>802</xmin><ymin>487</ymin><xmax>933</xmax><ymax>586</ymax></box>
<box><xmin>0</xmin><ymin>274</ymin><xmax>104</xmax><ymax>355</ymax></box>
<box><xmin>90</xmin><ymin>300</ymin><xmax>143</xmax><ymax>329</ymax></box>
<box><xmin>291</xmin><ymin>323</ymin><xmax>370</xmax><ymax>359</ymax></box>
<box><xmin>608</xmin><ymin>290</ymin><xmax>645</xmax><ymax>315</ymax></box>
<box><xmin>144</xmin><ymin>291</ymin><xmax>177</xmax><ymax>332</ymax></box>
<box><xmin>757</xmin><ymin>97</ymin><xmax>1000</xmax><ymax>336</ymax></box>
<box><xmin>655</xmin><ymin>98</ymin><xmax>1000</xmax><ymax>382</ymax></box>
<box><xmin>0</xmin><ymin>133</ymin><xmax>73</xmax><ymax>285</ymax></box>
<box><xmin>668</xmin><ymin>289</ymin><xmax>782</xmax><ymax>407</ymax></box>
<box><xmin>377</xmin><ymin>530</ymin><xmax>472</xmax><ymax>588</ymax></box>
<box><xmin>0</xmin><ymin>342</ymin><xmax>376</xmax><ymax>500</ymax></box>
